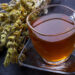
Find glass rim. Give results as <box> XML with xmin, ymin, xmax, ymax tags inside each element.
<box><xmin>26</xmin><ymin>4</ymin><xmax>75</xmax><ymax>36</ymax></box>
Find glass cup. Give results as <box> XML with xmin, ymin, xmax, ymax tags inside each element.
<box><xmin>26</xmin><ymin>4</ymin><xmax>75</xmax><ymax>65</ymax></box>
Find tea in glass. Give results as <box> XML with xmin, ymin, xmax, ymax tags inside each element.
<box><xmin>27</xmin><ymin>4</ymin><xmax>75</xmax><ymax>65</ymax></box>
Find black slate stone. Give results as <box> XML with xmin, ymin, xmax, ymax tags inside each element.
<box><xmin>0</xmin><ymin>0</ymin><xmax>75</xmax><ymax>75</ymax></box>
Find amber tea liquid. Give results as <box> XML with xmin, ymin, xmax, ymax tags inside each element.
<box><xmin>30</xmin><ymin>14</ymin><xmax>75</xmax><ymax>63</ymax></box>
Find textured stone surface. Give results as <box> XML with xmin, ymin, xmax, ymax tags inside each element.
<box><xmin>0</xmin><ymin>0</ymin><xmax>75</xmax><ymax>75</ymax></box>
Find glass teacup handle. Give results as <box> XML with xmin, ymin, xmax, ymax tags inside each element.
<box><xmin>70</xmin><ymin>13</ymin><xmax>75</xmax><ymax>22</ymax></box>
<box><xmin>70</xmin><ymin>13</ymin><xmax>75</xmax><ymax>51</ymax></box>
